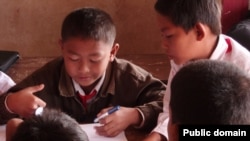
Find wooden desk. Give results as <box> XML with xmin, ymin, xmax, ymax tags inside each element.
<box><xmin>5</xmin><ymin>54</ymin><xmax>169</xmax><ymax>140</ymax></box>
<box><xmin>6</xmin><ymin>54</ymin><xmax>170</xmax><ymax>84</ymax></box>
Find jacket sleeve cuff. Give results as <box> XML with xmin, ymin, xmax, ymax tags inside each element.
<box><xmin>5</xmin><ymin>94</ymin><xmax>15</xmax><ymax>113</ymax></box>
<box><xmin>0</xmin><ymin>93</ymin><xmax>18</xmax><ymax>124</ymax></box>
<box><xmin>133</xmin><ymin>108</ymin><xmax>145</xmax><ymax>128</ymax></box>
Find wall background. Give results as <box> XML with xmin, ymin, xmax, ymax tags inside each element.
<box><xmin>0</xmin><ymin>0</ymin><xmax>163</xmax><ymax>57</ymax></box>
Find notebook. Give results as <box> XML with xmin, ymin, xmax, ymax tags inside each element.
<box><xmin>0</xmin><ymin>50</ymin><xmax>19</xmax><ymax>72</ymax></box>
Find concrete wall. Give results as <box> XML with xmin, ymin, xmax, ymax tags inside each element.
<box><xmin>0</xmin><ymin>0</ymin><xmax>163</xmax><ymax>57</ymax></box>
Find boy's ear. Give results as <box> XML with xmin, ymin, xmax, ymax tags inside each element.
<box><xmin>110</xmin><ymin>43</ymin><xmax>119</xmax><ymax>62</ymax></box>
<box><xmin>194</xmin><ymin>22</ymin><xmax>205</xmax><ymax>41</ymax></box>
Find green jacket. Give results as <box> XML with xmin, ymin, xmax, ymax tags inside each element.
<box><xmin>0</xmin><ymin>57</ymin><xmax>166</xmax><ymax>131</ymax></box>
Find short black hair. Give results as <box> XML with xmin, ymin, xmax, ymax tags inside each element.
<box><xmin>154</xmin><ymin>0</ymin><xmax>222</xmax><ymax>35</ymax></box>
<box><xmin>170</xmin><ymin>60</ymin><xmax>250</xmax><ymax>124</ymax></box>
<box><xmin>11</xmin><ymin>108</ymin><xmax>89</xmax><ymax>141</ymax></box>
<box><xmin>61</xmin><ymin>7</ymin><xmax>116</xmax><ymax>45</ymax></box>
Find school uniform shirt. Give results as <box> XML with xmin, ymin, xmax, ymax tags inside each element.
<box><xmin>0</xmin><ymin>57</ymin><xmax>166</xmax><ymax>132</ymax></box>
<box><xmin>153</xmin><ymin>34</ymin><xmax>250</xmax><ymax>139</ymax></box>
<box><xmin>0</xmin><ymin>71</ymin><xmax>15</xmax><ymax>94</ymax></box>
<box><xmin>72</xmin><ymin>73</ymin><xmax>105</xmax><ymax>108</ymax></box>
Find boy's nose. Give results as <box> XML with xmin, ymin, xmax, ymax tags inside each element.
<box><xmin>78</xmin><ymin>62</ymin><xmax>90</xmax><ymax>73</ymax></box>
<box><xmin>162</xmin><ymin>43</ymin><xmax>169</xmax><ymax>50</ymax></box>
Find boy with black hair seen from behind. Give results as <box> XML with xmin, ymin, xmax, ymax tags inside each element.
<box><xmin>168</xmin><ymin>60</ymin><xmax>250</xmax><ymax>141</ymax></box>
<box><xmin>6</xmin><ymin>108</ymin><xmax>89</xmax><ymax>141</ymax></box>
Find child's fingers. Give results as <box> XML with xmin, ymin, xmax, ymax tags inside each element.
<box><xmin>24</xmin><ymin>84</ymin><xmax>45</xmax><ymax>94</ymax></box>
<box><xmin>34</xmin><ymin>97</ymin><xmax>46</xmax><ymax>107</ymax></box>
<box><xmin>95</xmin><ymin>123</ymin><xmax>121</xmax><ymax>137</ymax></box>
<box><xmin>96</xmin><ymin>106</ymin><xmax>112</xmax><ymax>116</ymax></box>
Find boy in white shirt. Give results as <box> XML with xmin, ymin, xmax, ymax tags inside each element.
<box><xmin>144</xmin><ymin>0</ymin><xmax>250</xmax><ymax>140</ymax></box>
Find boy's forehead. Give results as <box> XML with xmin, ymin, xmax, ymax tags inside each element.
<box><xmin>64</xmin><ymin>37</ymin><xmax>111</xmax><ymax>45</ymax></box>
<box><xmin>62</xmin><ymin>38</ymin><xmax>113</xmax><ymax>52</ymax></box>
<box><xmin>156</xmin><ymin>14</ymin><xmax>175</xmax><ymax>31</ymax></box>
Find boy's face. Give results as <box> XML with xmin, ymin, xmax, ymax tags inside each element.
<box><xmin>156</xmin><ymin>13</ymin><xmax>200</xmax><ymax>65</ymax></box>
<box><xmin>60</xmin><ymin>37</ymin><xmax>118</xmax><ymax>88</ymax></box>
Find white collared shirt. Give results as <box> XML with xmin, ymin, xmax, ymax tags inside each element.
<box><xmin>0</xmin><ymin>71</ymin><xmax>15</xmax><ymax>94</ymax></box>
<box><xmin>72</xmin><ymin>72</ymin><xmax>106</xmax><ymax>96</ymax></box>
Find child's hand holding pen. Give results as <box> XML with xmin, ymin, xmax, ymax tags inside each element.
<box><xmin>94</xmin><ymin>106</ymin><xmax>142</xmax><ymax>137</ymax></box>
<box><xmin>94</xmin><ymin>105</ymin><xmax>120</xmax><ymax>123</ymax></box>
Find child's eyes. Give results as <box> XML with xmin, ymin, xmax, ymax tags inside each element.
<box><xmin>90</xmin><ymin>58</ymin><xmax>101</xmax><ymax>63</ymax></box>
<box><xmin>68</xmin><ymin>56</ymin><xmax>79</xmax><ymax>61</ymax></box>
<box><xmin>67</xmin><ymin>55</ymin><xmax>102</xmax><ymax>63</ymax></box>
<box><xmin>161</xmin><ymin>34</ymin><xmax>173</xmax><ymax>39</ymax></box>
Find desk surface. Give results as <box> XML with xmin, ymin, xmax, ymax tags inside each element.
<box><xmin>0</xmin><ymin>124</ymin><xmax>149</xmax><ymax>141</ymax></box>
<box><xmin>7</xmin><ymin>54</ymin><xmax>170</xmax><ymax>84</ymax></box>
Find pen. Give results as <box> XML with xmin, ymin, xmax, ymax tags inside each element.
<box><xmin>94</xmin><ymin>105</ymin><xmax>120</xmax><ymax>123</ymax></box>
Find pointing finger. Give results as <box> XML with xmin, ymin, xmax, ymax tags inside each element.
<box><xmin>24</xmin><ymin>84</ymin><xmax>45</xmax><ymax>94</ymax></box>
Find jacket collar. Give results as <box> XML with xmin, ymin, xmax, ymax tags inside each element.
<box><xmin>99</xmin><ymin>59</ymin><xmax>115</xmax><ymax>97</ymax></box>
<box><xmin>58</xmin><ymin>64</ymin><xmax>75</xmax><ymax>97</ymax></box>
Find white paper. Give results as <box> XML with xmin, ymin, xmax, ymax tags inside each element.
<box><xmin>80</xmin><ymin>123</ymin><xmax>127</xmax><ymax>141</ymax></box>
<box><xmin>0</xmin><ymin>123</ymin><xmax>127</xmax><ymax>141</ymax></box>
